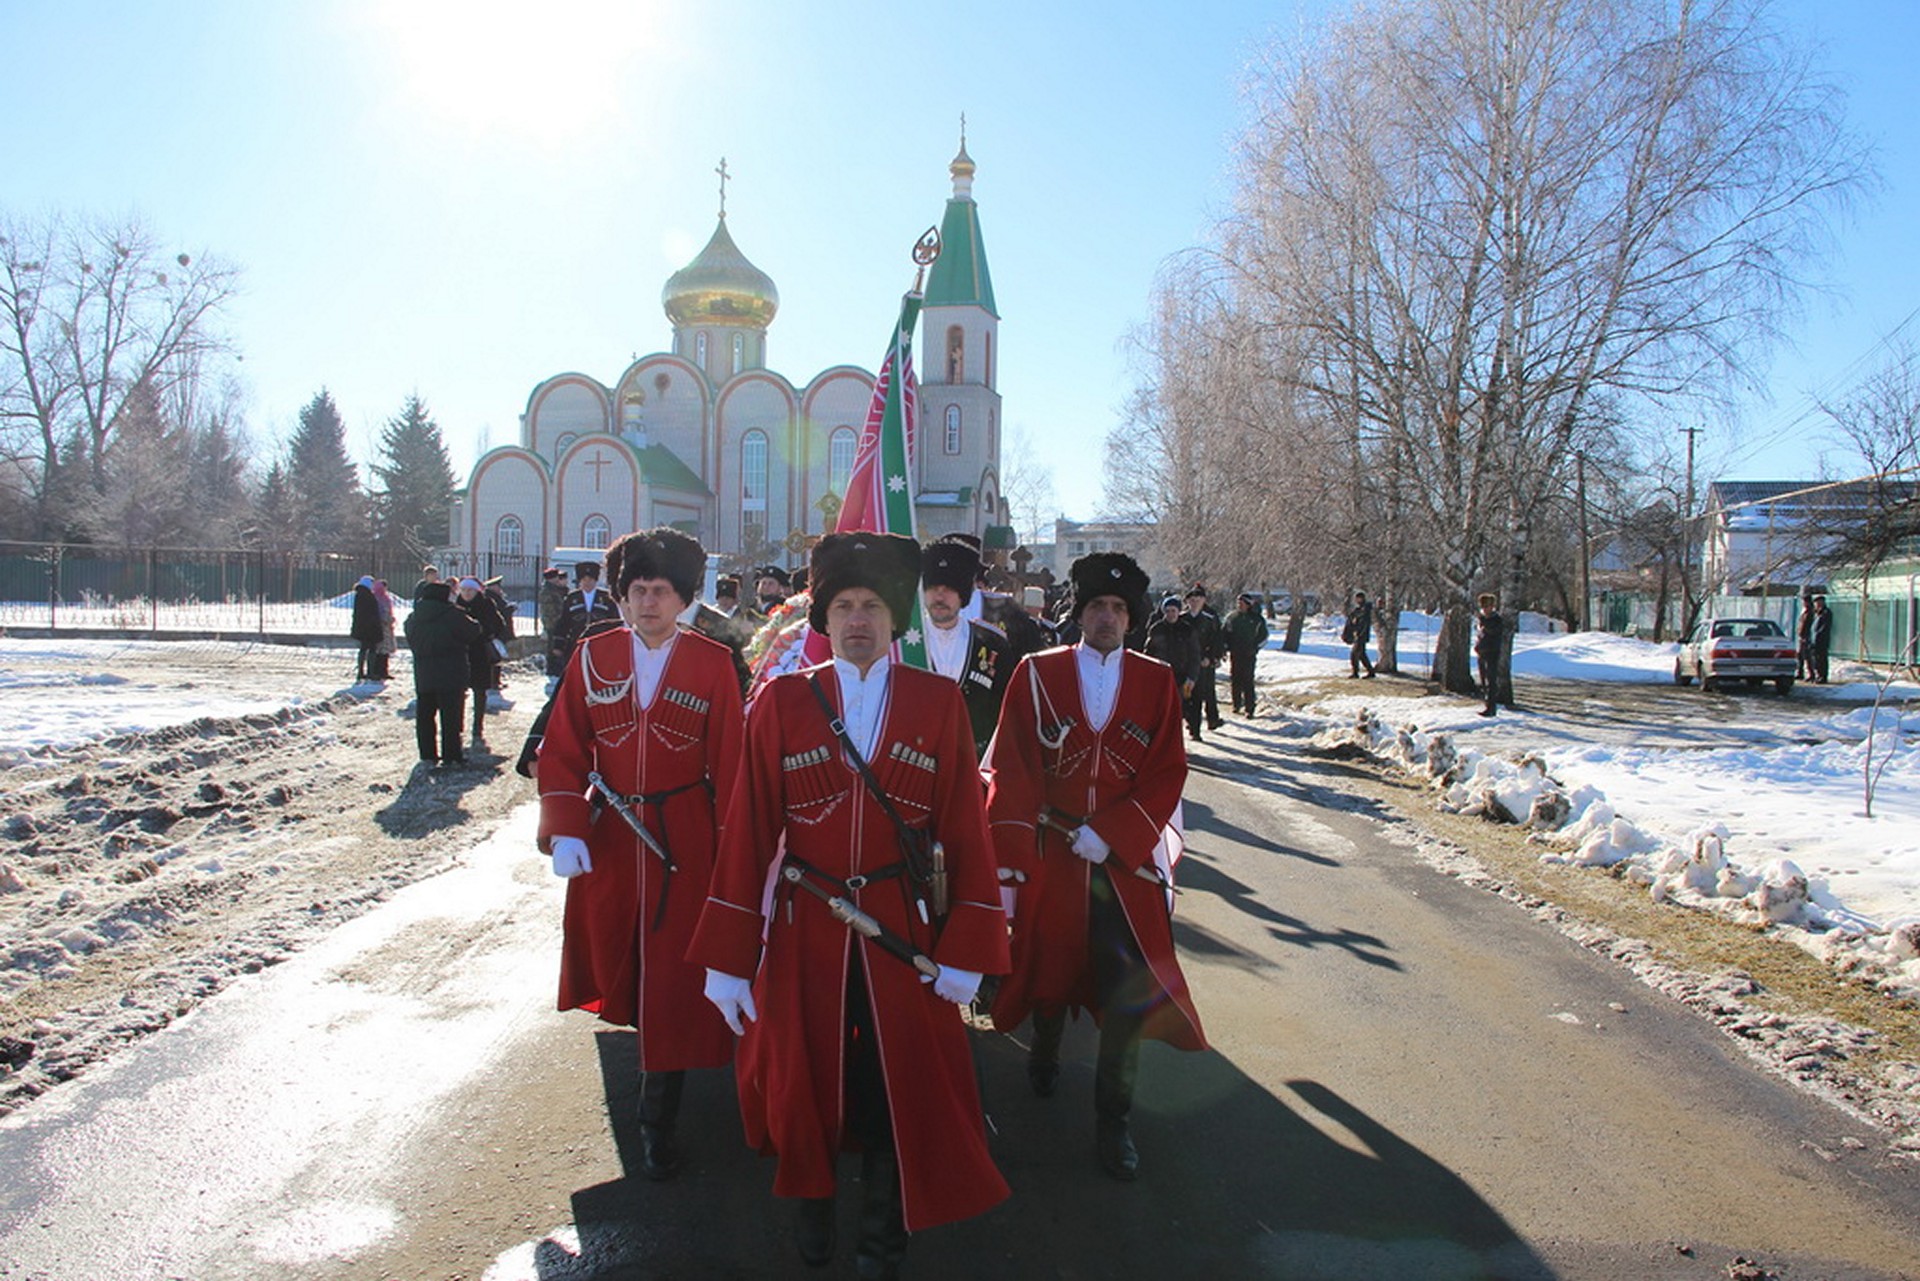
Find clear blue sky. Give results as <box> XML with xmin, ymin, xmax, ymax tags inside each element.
<box><xmin>5</xmin><ymin>0</ymin><xmax>1915</xmax><ymax>520</ymax></box>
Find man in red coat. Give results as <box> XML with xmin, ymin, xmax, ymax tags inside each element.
<box><xmin>986</xmin><ymin>551</ymin><xmax>1207</xmax><ymax>1182</ymax></box>
<box><xmin>537</xmin><ymin>526</ymin><xmax>744</xmax><ymax>1182</ymax></box>
<box><xmin>690</xmin><ymin>531</ymin><xmax>1009</xmax><ymax>1280</ymax></box>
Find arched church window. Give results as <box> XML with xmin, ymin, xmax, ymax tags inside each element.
<box><xmin>582</xmin><ymin>515</ymin><xmax>611</xmax><ymax>549</ymax></box>
<box><xmin>946</xmin><ymin>325</ymin><xmax>964</xmax><ymax>383</ymax></box>
<box><xmin>944</xmin><ymin>405</ymin><xmax>962</xmax><ymax>455</ymax></box>
<box><xmin>829</xmin><ymin>427</ymin><xmax>857</xmax><ymax>496</ymax></box>
<box><xmin>495</xmin><ymin>515</ymin><xmax>524</xmax><ymax>557</ymax></box>
<box><xmin>988</xmin><ymin>408</ymin><xmax>997</xmax><ymax>457</ymax></box>
<box><xmin>732</xmin><ymin>332</ymin><xmax>745</xmax><ymax>376</ymax></box>
<box><xmin>985</xmin><ymin>332</ymin><xmax>993</xmax><ymax>387</ymax></box>
<box><xmin>742</xmin><ymin>431</ymin><xmax>768</xmax><ymax>509</ymax></box>
<box><xmin>696</xmin><ymin>332</ymin><xmax>709</xmax><ymax>368</ymax></box>
<box><xmin>557</xmin><ymin>432</ymin><xmax>578</xmax><ymax>455</ymax></box>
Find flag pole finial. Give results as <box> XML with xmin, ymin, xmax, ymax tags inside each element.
<box><xmin>912</xmin><ymin>226</ymin><xmax>941</xmax><ymax>292</ymax></box>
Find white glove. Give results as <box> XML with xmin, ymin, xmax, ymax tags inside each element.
<box><xmin>549</xmin><ymin>836</ymin><xmax>592</xmax><ymax>878</ymax></box>
<box><xmin>1071</xmin><ymin>824</ymin><xmax>1111</xmax><ymax>864</ymax></box>
<box><xmin>932</xmin><ymin>967</ymin><xmax>983</xmax><ymax>1006</ymax></box>
<box><xmin>704</xmin><ymin>969</ymin><xmax>758</xmax><ymax>1035</ymax></box>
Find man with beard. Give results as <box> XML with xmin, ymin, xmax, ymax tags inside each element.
<box><xmin>919</xmin><ymin>534</ymin><xmax>1014</xmax><ymax>756</ymax></box>
<box><xmin>754</xmin><ymin>564</ymin><xmax>792</xmax><ymax>615</ymax></box>
<box><xmin>537</xmin><ymin>527</ymin><xmax>745</xmax><ymax>1181</ymax></box>
<box><xmin>985</xmin><ymin>552</ymin><xmax>1207</xmax><ymax>1182</ymax></box>
<box><xmin>691</xmin><ymin>532</ymin><xmax>1009</xmax><ymax>1279</ymax></box>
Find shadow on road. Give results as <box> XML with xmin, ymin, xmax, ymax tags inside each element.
<box><xmin>1174</xmin><ymin>853</ymin><xmax>1400</xmax><ymax>972</ymax></box>
<box><xmin>546</xmin><ymin>1023</ymin><xmax>1551</xmax><ymax>1279</ymax></box>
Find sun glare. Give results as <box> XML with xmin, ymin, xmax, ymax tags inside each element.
<box><xmin>348</xmin><ymin>0</ymin><xmax>671</xmax><ymax>141</ymax></box>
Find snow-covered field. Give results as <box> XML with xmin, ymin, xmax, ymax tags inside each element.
<box><xmin>1277</xmin><ymin>612</ymin><xmax>1920</xmax><ymax>989</ymax></box>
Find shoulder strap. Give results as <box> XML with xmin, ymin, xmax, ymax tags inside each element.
<box><xmin>805</xmin><ymin>673</ymin><xmax>929</xmax><ymax>875</ymax></box>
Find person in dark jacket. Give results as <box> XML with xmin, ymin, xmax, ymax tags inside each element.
<box><xmin>920</xmin><ymin>534</ymin><xmax>1015</xmax><ymax>755</ymax></box>
<box><xmin>1474</xmin><ymin>593</ymin><xmax>1506</xmax><ymax>717</ymax></box>
<box><xmin>1807</xmin><ymin>595</ymin><xmax>1834</xmax><ymax>684</ymax></box>
<box><xmin>456</xmin><ymin>576</ymin><xmax>510</xmax><ymax>744</ymax></box>
<box><xmin>1796</xmin><ymin>592</ymin><xmax>1817</xmax><ymax>681</ymax></box>
<box><xmin>1224</xmin><ymin>592</ymin><xmax>1270</xmax><ymax>716</ymax></box>
<box><xmin>1184</xmin><ymin>586</ymin><xmax>1226</xmax><ymax>729</ymax></box>
<box><xmin>349</xmin><ymin>576</ymin><xmax>384</xmax><ymax>683</ymax></box>
<box><xmin>1144</xmin><ymin>594</ymin><xmax>1204</xmax><ymax>740</ymax></box>
<box><xmin>1343</xmin><ymin>590</ymin><xmax>1377</xmax><ymax>678</ymax></box>
<box><xmin>405</xmin><ymin>581</ymin><xmax>483</xmax><ymax>765</ymax></box>
<box><xmin>550</xmin><ymin>561</ymin><xmax>620</xmax><ymax>689</ymax></box>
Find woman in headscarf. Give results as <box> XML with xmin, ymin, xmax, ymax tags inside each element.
<box><xmin>349</xmin><ymin>576</ymin><xmax>383</xmax><ymax>683</ymax></box>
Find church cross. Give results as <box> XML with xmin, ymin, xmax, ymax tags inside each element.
<box><xmin>585</xmin><ymin>450</ymin><xmax>612</xmax><ymax>492</ymax></box>
<box><xmin>716</xmin><ymin>157</ymin><xmax>730</xmax><ymax>219</ymax></box>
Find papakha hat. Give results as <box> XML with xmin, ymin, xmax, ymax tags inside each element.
<box><xmin>608</xmin><ymin>526</ymin><xmax>705</xmax><ymax>604</ymax></box>
<box><xmin>1068</xmin><ymin>552</ymin><xmax>1151</xmax><ymax>628</ymax></box>
<box><xmin>807</xmin><ymin>532</ymin><xmax>922</xmax><ymax>640</ymax></box>
<box><xmin>921</xmin><ymin>535</ymin><xmax>982</xmax><ymax>604</ymax></box>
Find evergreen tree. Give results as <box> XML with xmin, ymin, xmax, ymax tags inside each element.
<box><xmin>88</xmin><ymin>380</ymin><xmax>196</xmax><ymax>546</ymax></box>
<box><xmin>285</xmin><ymin>388</ymin><xmax>365</xmax><ymax>550</ymax></box>
<box><xmin>371</xmin><ymin>394</ymin><xmax>457</xmax><ymax>558</ymax></box>
<box><xmin>189</xmin><ymin>409</ymin><xmax>256</xmax><ymax>547</ymax></box>
<box><xmin>250</xmin><ymin>460</ymin><xmax>300</xmax><ymax>553</ymax></box>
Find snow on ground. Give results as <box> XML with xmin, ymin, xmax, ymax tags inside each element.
<box><xmin>1278</xmin><ymin>611</ymin><xmax>1920</xmax><ymax>993</ymax></box>
<box><xmin>0</xmin><ymin>638</ymin><xmax>362</xmax><ymax>762</ymax></box>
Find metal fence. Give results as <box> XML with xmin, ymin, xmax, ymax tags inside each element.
<box><xmin>1589</xmin><ymin>586</ymin><xmax>1918</xmax><ymax>665</ymax></box>
<box><xmin>0</xmin><ymin>542</ymin><xmax>546</xmax><ymax>636</ymax></box>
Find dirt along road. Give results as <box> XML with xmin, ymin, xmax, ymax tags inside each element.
<box><xmin>5</xmin><ymin>666</ymin><xmax>1919</xmax><ymax>1281</ymax></box>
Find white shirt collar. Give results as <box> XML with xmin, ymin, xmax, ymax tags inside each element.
<box><xmin>1074</xmin><ymin>642</ymin><xmax>1124</xmax><ymax>732</ymax></box>
<box><xmin>925</xmin><ymin>616</ymin><xmax>968</xmax><ymax>679</ymax></box>
<box><xmin>631</xmin><ymin>628</ymin><xmax>678</xmax><ymax>709</ymax></box>
<box><xmin>831</xmin><ymin>654</ymin><xmax>892</xmax><ymax>760</ymax></box>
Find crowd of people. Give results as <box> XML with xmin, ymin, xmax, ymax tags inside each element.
<box><xmin>346</xmin><ymin>534</ymin><xmax>1555</xmax><ymax>1274</ymax></box>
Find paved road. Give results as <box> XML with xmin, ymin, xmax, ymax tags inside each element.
<box><xmin>2</xmin><ymin>726</ymin><xmax>1917</xmax><ymax>1280</ymax></box>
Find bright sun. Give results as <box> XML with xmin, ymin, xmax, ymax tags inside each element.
<box><xmin>349</xmin><ymin>0</ymin><xmax>669</xmax><ymax>141</ymax></box>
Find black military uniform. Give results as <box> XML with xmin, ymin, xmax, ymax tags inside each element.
<box><xmin>551</xmin><ymin>560</ymin><xmax>620</xmax><ymax>681</ymax></box>
<box><xmin>920</xmin><ymin>535</ymin><xmax>1016</xmax><ymax>755</ymax></box>
<box><xmin>1143</xmin><ymin>595</ymin><xmax>1204</xmax><ymax>739</ymax></box>
<box><xmin>1184</xmin><ymin>587</ymin><xmax>1226</xmax><ymax>729</ymax></box>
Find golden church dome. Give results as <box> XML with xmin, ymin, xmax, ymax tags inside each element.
<box><xmin>662</xmin><ymin>217</ymin><xmax>779</xmax><ymax>329</ymax></box>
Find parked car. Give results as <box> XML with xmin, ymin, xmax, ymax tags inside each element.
<box><xmin>1674</xmin><ymin>617</ymin><xmax>1797</xmax><ymax>694</ymax></box>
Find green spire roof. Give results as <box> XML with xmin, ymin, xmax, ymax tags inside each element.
<box><xmin>923</xmin><ymin>143</ymin><xmax>997</xmax><ymax>317</ymax></box>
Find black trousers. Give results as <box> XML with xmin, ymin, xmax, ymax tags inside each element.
<box><xmin>1194</xmin><ymin>663</ymin><xmax>1221</xmax><ymax>726</ymax></box>
<box><xmin>1228</xmin><ymin>650</ymin><xmax>1257</xmax><ymax>713</ymax></box>
<box><xmin>1348</xmin><ymin>638</ymin><xmax>1375</xmax><ymax>676</ymax></box>
<box><xmin>416</xmin><ymin>688</ymin><xmax>466</xmax><ymax>761</ymax></box>
<box><xmin>1031</xmin><ymin>866</ymin><xmax>1147</xmax><ymax>1119</ymax></box>
<box><xmin>469</xmin><ymin>679</ymin><xmax>490</xmax><ymax>736</ymax></box>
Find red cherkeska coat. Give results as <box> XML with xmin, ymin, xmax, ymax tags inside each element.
<box><xmin>986</xmin><ymin>645</ymin><xmax>1207</xmax><ymax>1052</ymax></box>
<box><xmin>688</xmin><ymin>661</ymin><xmax>1011</xmax><ymax>1233</ymax></box>
<box><xmin>538</xmin><ymin>626</ymin><xmax>743</xmax><ymax>1072</ymax></box>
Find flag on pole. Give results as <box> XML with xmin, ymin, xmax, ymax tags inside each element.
<box><xmin>804</xmin><ymin>289</ymin><xmax>928</xmax><ymax>668</ymax></box>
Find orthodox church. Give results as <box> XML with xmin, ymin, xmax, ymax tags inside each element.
<box><xmin>450</xmin><ymin>143</ymin><xmax>1007</xmax><ymax>572</ymax></box>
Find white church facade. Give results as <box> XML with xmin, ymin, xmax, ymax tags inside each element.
<box><xmin>449</xmin><ymin>144</ymin><xmax>1008</xmax><ymax>574</ymax></box>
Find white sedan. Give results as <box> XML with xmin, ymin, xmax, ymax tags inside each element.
<box><xmin>1673</xmin><ymin>616</ymin><xmax>1798</xmax><ymax>694</ymax></box>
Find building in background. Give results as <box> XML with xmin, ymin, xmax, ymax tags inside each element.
<box><xmin>450</xmin><ymin>143</ymin><xmax>1008</xmax><ymax>573</ymax></box>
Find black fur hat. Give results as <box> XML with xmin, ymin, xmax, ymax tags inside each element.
<box><xmin>1069</xmin><ymin>552</ymin><xmax>1150</xmax><ymax>628</ymax></box>
<box><xmin>807</xmin><ymin>532</ymin><xmax>922</xmax><ymax>640</ymax></box>
<box><xmin>574</xmin><ymin>560</ymin><xmax>602</xmax><ymax>580</ymax></box>
<box><xmin>921</xmin><ymin>534</ymin><xmax>982</xmax><ymax>605</ymax></box>
<box><xmin>610</xmin><ymin>526</ymin><xmax>705</xmax><ymax>604</ymax></box>
<box><xmin>753</xmin><ymin>564</ymin><xmax>792</xmax><ymax>590</ymax></box>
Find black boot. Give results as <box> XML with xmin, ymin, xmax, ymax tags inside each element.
<box><xmin>797</xmin><ymin>1195</ymin><xmax>836</xmax><ymax>1267</ymax></box>
<box><xmin>855</xmin><ymin>1149</ymin><xmax>908</xmax><ymax>1280</ymax></box>
<box><xmin>1027</xmin><ymin>1007</ymin><xmax>1064</xmax><ymax>1098</ymax></box>
<box><xmin>637</xmin><ymin>1070</ymin><xmax>684</xmax><ymax>1181</ymax></box>
<box><xmin>1094</xmin><ymin>1023</ymin><xmax>1141</xmax><ymax>1182</ymax></box>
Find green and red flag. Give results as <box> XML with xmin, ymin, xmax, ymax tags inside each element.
<box><xmin>823</xmin><ymin>289</ymin><xmax>928</xmax><ymax>668</ymax></box>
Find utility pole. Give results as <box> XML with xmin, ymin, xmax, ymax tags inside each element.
<box><xmin>1576</xmin><ymin>449</ymin><xmax>1591</xmax><ymax>632</ymax></box>
<box><xmin>1680</xmin><ymin>423</ymin><xmax>1703</xmax><ymax>630</ymax></box>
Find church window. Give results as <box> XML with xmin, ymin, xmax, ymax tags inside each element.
<box><xmin>742</xmin><ymin>430</ymin><xmax>768</xmax><ymax>512</ymax></box>
<box><xmin>829</xmin><ymin>427</ymin><xmax>857</xmax><ymax>495</ymax></box>
<box><xmin>494</xmin><ymin>515</ymin><xmax>524</xmax><ymax>557</ymax></box>
<box><xmin>696</xmin><ymin>332</ymin><xmax>708</xmax><ymax>368</ymax></box>
<box><xmin>989</xmin><ymin>408</ymin><xmax>997</xmax><ymax>456</ymax></box>
<box><xmin>582</xmin><ymin>515</ymin><xmax>612</xmax><ymax>549</ymax></box>
<box><xmin>985</xmin><ymin>332</ymin><xmax>993</xmax><ymax>387</ymax></box>
<box><xmin>557</xmin><ymin>432</ymin><xmax>578</xmax><ymax>454</ymax></box>
<box><xmin>946</xmin><ymin>326</ymin><xmax>964</xmax><ymax>383</ymax></box>
<box><xmin>732</xmin><ymin>332</ymin><xmax>745</xmax><ymax>375</ymax></box>
<box><xmin>944</xmin><ymin>405</ymin><xmax>961</xmax><ymax>455</ymax></box>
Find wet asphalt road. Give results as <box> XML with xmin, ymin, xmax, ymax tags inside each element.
<box><xmin>2</xmin><ymin>722</ymin><xmax>1918</xmax><ymax>1281</ymax></box>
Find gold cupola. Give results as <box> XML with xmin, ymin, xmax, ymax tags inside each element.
<box><xmin>661</xmin><ymin>215</ymin><xmax>779</xmax><ymax>330</ymax></box>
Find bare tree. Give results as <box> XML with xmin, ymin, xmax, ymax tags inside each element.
<box><xmin>0</xmin><ymin>210</ymin><xmax>238</xmax><ymax>539</ymax></box>
<box><xmin>1157</xmin><ymin>0</ymin><xmax>1869</xmax><ymax>691</ymax></box>
<box><xmin>999</xmin><ymin>422</ymin><xmax>1058</xmax><ymax>547</ymax></box>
